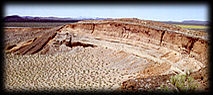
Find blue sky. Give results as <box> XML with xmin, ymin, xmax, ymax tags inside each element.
<box><xmin>4</xmin><ymin>4</ymin><xmax>208</xmax><ymax>21</ymax></box>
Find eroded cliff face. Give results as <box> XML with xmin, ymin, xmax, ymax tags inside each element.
<box><xmin>63</xmin><ymin>19</ymin><xmax>208</xmax><ymax>65</ymax></box>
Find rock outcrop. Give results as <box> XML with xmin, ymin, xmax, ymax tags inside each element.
<box><xmin>63</xmin><ymin>18</ymin><xmax>208</xmax><ymax>65</ymax></box>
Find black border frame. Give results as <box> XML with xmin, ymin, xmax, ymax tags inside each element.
<box><xmin>1</xmin><ymin>0</ymin><xmax>211</xmax><ymax>94</ymax></box>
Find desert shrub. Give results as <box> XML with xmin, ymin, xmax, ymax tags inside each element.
<box><xmin>161</xmin><ymin>70</ymin><xmax>199</xmax><ymax>92</ymax></box>
<box><xmin>160</xmin><ymin>84</ymin><xmax>170</xmax><ymax>92</ymax></box>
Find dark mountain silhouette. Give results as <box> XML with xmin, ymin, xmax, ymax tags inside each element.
<box><xmin>182</xmin><ymin>20</ymin><xmax>208</xmax><ymax>25</ymax></box>
<box><xmin>160</xmin><ymin>20</ymin><xmax>208</xmax><ymax>26</ymax></box>
<box><xmin>4</xmin><ymin>15</ymin><xmax>111</xmax><ymax>22</ymax></box>
<box><xmin>4</xmin><ymin>15</ymin><xmax>26</xmax><ymax>22</ymax></box>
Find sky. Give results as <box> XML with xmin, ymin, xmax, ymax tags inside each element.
<box><xmin>4</xmin><ymin>3</ymin><xmax>208</xmax><ymax>21</ymax></box>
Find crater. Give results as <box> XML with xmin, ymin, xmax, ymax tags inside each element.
<box><xmin>4</xmin><ymin>18</ymin><xmax>208</xmax><ymax>91</ymax></box>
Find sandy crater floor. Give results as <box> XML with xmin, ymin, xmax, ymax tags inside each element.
<box><xmin>4</xmin><ymin>46</ymin><xmax>144</xmax><ymax>91</ymax></box>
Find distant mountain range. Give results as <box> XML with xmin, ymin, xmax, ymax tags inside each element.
<box><xmin>159</xmin><ymin>20</ymin><xmax>208</xmax><ymax>26</ymax></box>
<box><xmin>4</xmin><ymin>15</ymin><xmax>111</xmax><ymax>22</ymax></box>
<box><xmin>4</xmin><ymin>15</ymin><xmax>208</xmax><ymax>25</ymax></box>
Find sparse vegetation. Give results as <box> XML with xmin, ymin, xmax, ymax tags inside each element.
<box><xmin>160</xmin><ymin>71</ymin><xmax>199</xmax><ymax>92</ymax></box>
<box><xmin>175</xmin><ymin>24</ymin><xmax>208</xmax><ymax>29</ymax></box>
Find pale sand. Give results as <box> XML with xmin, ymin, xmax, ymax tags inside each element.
<box><xmin>4</xmin><ymin>47</ymin><xmax>137</xmax><ymax>91</ymax></box>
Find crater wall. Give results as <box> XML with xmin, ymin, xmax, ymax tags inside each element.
<box><xmin>63</xmin><ymin>20</ymin><xmax>208</xmax><ymax>66</ymax></box>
